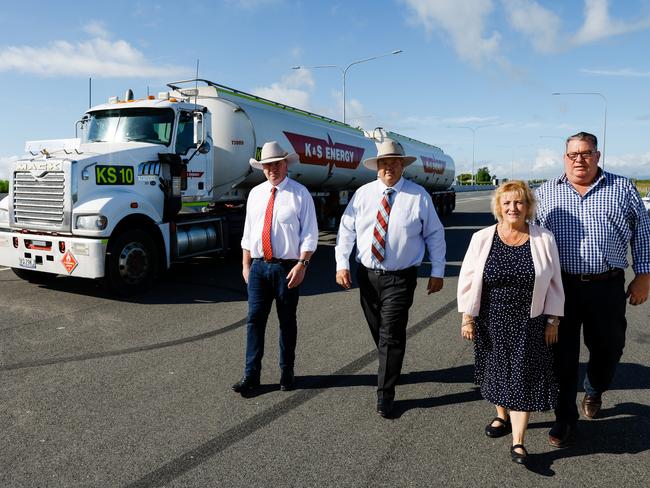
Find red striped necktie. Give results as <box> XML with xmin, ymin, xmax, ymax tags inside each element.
<box><xmin>371</xmin><ymin>187</ymin><xmax>395</xmax><ymax>263</ymax></box>
<box><xmin>262</xmin><ymin>187</ymin><xmax>277</xmax><ymax>260</ymax></box>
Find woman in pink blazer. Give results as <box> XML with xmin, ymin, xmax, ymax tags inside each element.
<box><xmin>457</xmin><ymin>181</ymin><xmax>564</xmax><ymax>465</ymax></box>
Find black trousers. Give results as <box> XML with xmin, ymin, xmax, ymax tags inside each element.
<box><xmin>357</xmin><ymin>265</ymin><xmax>418</xmax><ymax>401</ymax></box>
<box><xmin>554</xmin><ymin>272</ymin><xmax>627</xmax><ymax>425</ymax></box>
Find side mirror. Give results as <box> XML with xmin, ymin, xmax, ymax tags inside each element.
<box><xmin>193</xmin><ymin>112</ymin><xmax>204</xmax><ymax>146</ymax></box>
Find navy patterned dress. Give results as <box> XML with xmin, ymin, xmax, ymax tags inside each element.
<box><xmin>474</xmin><ymin>230</ymin><xmax>558</xmax><ymax>412</ymax></box>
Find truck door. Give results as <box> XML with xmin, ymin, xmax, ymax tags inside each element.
<box><xmin>176</xmin><ymin>110</ymin><xmax>210</xmax><ymax>203</ymax></box>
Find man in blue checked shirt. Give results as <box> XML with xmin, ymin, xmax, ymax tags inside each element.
<box><xmin>536</xmin><ymin>131</ymin><xmax>650</xmax><ymax>448</ymax></box>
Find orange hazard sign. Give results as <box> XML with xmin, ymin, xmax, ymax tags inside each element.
<box><xmin>61</xmin><ymin>250</ymin><xmax>78</xmax><ymax>274</ymax></box>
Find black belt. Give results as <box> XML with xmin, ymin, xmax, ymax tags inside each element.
<box><xmin>562</xmin><ymin>268</ymin><xmax>624</xmax><ymax>282</ymax></box>
<box><xmin>254</xmin><ymin>258</ymin><xmax>298</xmax><ymax>265</ymax></box>
<box><xmin>361</xmin><ymin>265</ymin><xmax>417</xmax><ymax>277</ymax></box>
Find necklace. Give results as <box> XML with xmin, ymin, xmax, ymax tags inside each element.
<box><xmin>498</xmin><ymin>224</ymin><xmax>529</xmax><ymax>247</ymax></box>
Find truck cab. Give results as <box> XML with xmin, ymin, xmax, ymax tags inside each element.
<box><xmin>0</xmin><ymin>93</ymin><xmax>228</xmax><ymax>295</ymax></box>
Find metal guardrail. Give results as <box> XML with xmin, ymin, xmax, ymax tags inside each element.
<box><xmin>452</xmin><ymin>185</ymin><xmax>496</xmax><ymax>192</ymax></box>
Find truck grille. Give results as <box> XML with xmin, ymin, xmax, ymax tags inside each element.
<box><xmin>13</xmin><ymin>171</ymin><xmax>66</xmax><ymax>229</ymax></box>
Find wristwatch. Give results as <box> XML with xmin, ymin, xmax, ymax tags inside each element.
<box><xmin>546</xmin><ymin>317</ymin><xmax>559</xmax><ymax>326</ymax></box>
<box><xmin>298</xmin><ymin>259</ymin><xmax>310</xmax><ymax>267</ymax></box>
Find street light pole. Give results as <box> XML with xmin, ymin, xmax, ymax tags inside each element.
<box><xmin>552</xmin><ymin>92</ymin><xmax>608</xmax><ymax>169</ymax></box>
<box><xmin>292</xmin><ymin>50</ymin><xmax>403</xmax><ymax>124</ymax></box>
<box><xmin>448</xmin><ymin>125</ymin><xmax>494</xmax><ymax>185</ymax></box>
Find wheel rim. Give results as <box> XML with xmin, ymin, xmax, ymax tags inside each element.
<box><xmin>118</xmin><ymin>242</ymin><xmax>150</xmax><ymax>285</ymax></box>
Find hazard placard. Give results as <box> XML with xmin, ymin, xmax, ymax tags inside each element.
<box><xmin>61</xmin><ymin>250</ymin><xmax>78</xmax><ymax>274</ymax></box>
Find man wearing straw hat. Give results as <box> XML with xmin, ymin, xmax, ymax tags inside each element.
<box><xmin>335</xmin><ymin>138</ymin><xmax>446</xmax><ymax>417</ymax></box>
<box><xmin>232</xmin><ymin>141</ymin><xmax>318</xmax><ymax>395</ymax></box>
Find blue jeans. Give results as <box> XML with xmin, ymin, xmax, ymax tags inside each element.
<box><xmin>244</xmin><ymin>259</ymin><xmax>300</xmax><ymax>378</ymax></box>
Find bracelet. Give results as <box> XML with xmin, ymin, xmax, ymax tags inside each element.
<box><xmin>462</xmin><ymin>321</ymin><xmax>475</xmax><ymax>327</ymax></box>
<box><xmin>546</xmin><ymin>318</ymin><xmax>559</xmax><ymax>326</ymax></box>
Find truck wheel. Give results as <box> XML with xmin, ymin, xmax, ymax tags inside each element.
<box><xmin>105</xmin><ymin>229</ymin><xmax>158</xmax><ymax>296</ymax></box>
<box><xmin>12</xmin><ymin>268</ymin><xmax>58</xmax><ymax>284</ymax></box>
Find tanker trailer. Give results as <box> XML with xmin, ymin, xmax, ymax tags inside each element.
<box><xmin>0</xmin><ymin>79</ymin><xmax>455</xmax><ymax>295</ymax></box>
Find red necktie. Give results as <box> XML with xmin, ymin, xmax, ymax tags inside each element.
<box><xmin>371</xmin><ymin>188</ymin><xmax>394</xmax><ymax>263</ymax></box>
<box><xmin>262</xmin><ymin>187</ymin><xmax>277</xmax><ymax>260</ymax></box>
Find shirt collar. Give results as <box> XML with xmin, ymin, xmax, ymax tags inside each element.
<box><xmin>376</xmin><ymin>176</ymin><xmax>405</xmax><ymax>193</ymax></box>
<box><xmin>264</xmin><ymin>176</ymin><xmax>290</xmax><ymax>192</ymax></box>
<box><xmin>558</xmin><ymin>168</ymin><xmax>606</xmax><ymax>190</ymax></box>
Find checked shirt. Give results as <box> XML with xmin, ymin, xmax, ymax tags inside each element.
<box><xmin>535</xmin><ymin>170</ymin><xmax>650</xmax><ymax>275</ymax></box>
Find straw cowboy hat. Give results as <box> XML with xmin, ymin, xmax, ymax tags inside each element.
<box><xmin>362</xmin><ymin>138</ymin><xmax>417</xmax><ymax>170</ymax></box>
<box><xmin>249</xmin><ymin>141</ymin><xmax>300</xmax><ymax>170</ymax></box>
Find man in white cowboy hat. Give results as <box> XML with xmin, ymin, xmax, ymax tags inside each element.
<box><xmin>335</xmin><ymin>138</ymin><xmax>446</xmax><ymax>417</ymax></box>
<box><xmin>233</xmin><ymin>140</ymin><xmax>318</xmax><ymax>395</ymax></box>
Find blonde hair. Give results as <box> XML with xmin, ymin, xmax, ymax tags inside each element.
<box><xmin>491</xmin><ymin>180</ymin><xmax>536</xmax><ymax>222</ymax></box>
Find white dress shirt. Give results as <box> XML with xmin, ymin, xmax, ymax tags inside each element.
<box><xmin>241</xmin><ymin>177</ymin><xmax>318</xmax><ymax>259</ymax></box>
<box><xmin>335</xmin><ymin>177</ymin><xmax>446</xmax><ymax>277</ymax></box>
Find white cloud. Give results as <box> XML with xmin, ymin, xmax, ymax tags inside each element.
<box><xmin>402</xmin><ymin>0</ymin><xmax>501</xmax><ymax>65</ymax></box>
<box><xmin>252</xmin><ymin>69</ymin><xmax>315</xmax><ymax>111</ymax></box>
<box><xmin>503</xmin><ymin>0</ymin><xmax>561</xmax><ymax>53</ymax></box>
<box><xmin>0</xmin><ymin>155</ymin><xmax>19</xmax><ymax>181</ymax></box>
<box><xmin>604</xmin><ymin>151</ymin><xmax>650</xmax><ymax>178</ymax></box>
<box><xmin>83</xmin><ymin>20</ymin><xmax>110</xmax><ymax>39</ymax></box>
<box><xmin>0</xmin><ymin>35</ymin><xmax>187</xmax><ymax>78</ymax></box>
<box><xmin>572</xmin><ymin>0</ymin><xmax>650</xmax><ymax>45</ymax></box>
<box><xmin>581</xmin><ymin>68</ymin><xmax>650</xmax><ymax>77</ymax></box>
<box><xmin>444</xmin><ymin>116</ymin><xmax>500</xmax><ymax>125</ymax></box>
<box><xmin>532</xmin><ymin>148</ymin><xmax>563</xmax><ymax>177</ymax></box>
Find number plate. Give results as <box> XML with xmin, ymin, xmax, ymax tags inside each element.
<box><xmin>19</xmin><ymin>257</ymin><xmax>36</xmax><ymax>269</ymax></box>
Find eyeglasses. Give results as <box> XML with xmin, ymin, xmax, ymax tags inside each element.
<box><xmin>566</xmin><ymin>150</ymin><xmax>595</xmax><ymax>161</ymax></box>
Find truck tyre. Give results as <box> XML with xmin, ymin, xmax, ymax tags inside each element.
<box><xmin>12</xmin><ymin>268</ymin><xmax>58</xmax><ymax>284</ymax></box>
<box><xmin>105</xmin><ymin>229</ymin><xmax>158</xmax><ymax>296</ymax></box>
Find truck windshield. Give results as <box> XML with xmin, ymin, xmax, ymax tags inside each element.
<box><xmin>85</xmin><ymin>108</ymin><xmax>174</xmax><ymax>145</ymax></box>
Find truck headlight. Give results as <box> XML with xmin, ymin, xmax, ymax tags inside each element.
<box><xmin>75</xmin><ymin>214</ymin><xmax>108</xmax><ymax>230</ymax></box>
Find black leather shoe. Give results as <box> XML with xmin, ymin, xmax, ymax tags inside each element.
<box><xmin>280</xmin><ymin>369</ymin><xmax>295</xmax><ymax>391</ymax></box>
<box><xmin>376</xmin><ymin>399</ymin><xmax>394</xmax><ymax>418</ymax></box>
<box><xmin>510</xmin><ymin>444</ymin><xmax>528</xmax><ymax>464</ymax></box>
<box><xmin>548</xmin><ymin>422</ymin><xmax>575</xmax><ymax>448</ymax></box>
<box><xmin>231</xmin><ymin>376</ymin><xmax>260</xmax><ymax>393</ymax></box>
<box><xmin>485</xmin><ymin>416</ymin><xmax>511</xmax><ymax>438</ymax></box>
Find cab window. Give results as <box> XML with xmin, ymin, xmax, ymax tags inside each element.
<box><xmin>175</xmin><ymin>112</ymin><xmax>195</xmax><ymax>155</ymax></box>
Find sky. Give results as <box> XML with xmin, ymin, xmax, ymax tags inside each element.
<box><xmin>1</xmin><ymin>0</ymin><xmax>650</xmax><ymax>182</ymax></box>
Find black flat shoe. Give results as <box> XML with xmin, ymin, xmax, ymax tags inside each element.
<box><xmin>231</xmin><ymin>376</ymin><xmax>260</xmax><ymax>394</ymax></box>
<box><xmin>510</xmin><ymin>444</ymin><xmax>528</xmax><ymax>464</ymax></box>
<box><xmin>485</xmin><ymin>416</ymin><xmax>511</xmax><ymax>438</ymax></box>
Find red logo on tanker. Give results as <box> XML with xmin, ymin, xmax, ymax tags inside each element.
<box><xmin>61</xmin><ymin>250</ymin><xmax>78</xmax><ymax>274</ymax></box>
<box><xmin>421</xmin><ymin>156</ymin><xmax>446</xmax><ymax>175</ymax></box>
<box><xmin>283</xmin><ymin>131</ymin><xmax>365</xmax><ymax>170</ymax></box>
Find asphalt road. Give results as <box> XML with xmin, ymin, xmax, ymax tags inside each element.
<box><xmin>2</xmin><ymin>191</ymin><xmax>649</xmax><ymax>487</ymax></box>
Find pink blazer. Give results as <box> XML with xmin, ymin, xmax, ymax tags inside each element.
<box><xmin>457</xmin><ymin>224</ymin><xmax>565</xmax><ymax>318</ymax></box>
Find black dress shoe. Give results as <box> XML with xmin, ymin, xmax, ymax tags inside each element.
<box><xmin>485</xmin><ymin>416</ymin><xmax>511</xmax><ymax>438</ymax></box>
<box><xmin>376</xmin><ymin>399</ymin><xmax>394</xmax><ymax>418</ymax></box>
<box><xmin>510</xmin><ymin>444</ymin><xmax>528</xmax><ymax>464</ymax></box>
<box><xmin>280</xmin><ymin>369</ymin><xmax>295</xmax><ymax>391</ymax></box>
<box><xmin>548</xmin><ymin>422</ymin><xmax>575</xmax><ymax>448</ymax></box>
<box><xmin>231</xmin><ymin>376</ymin><xmax>260</xmax><ymax>393</ymax></box>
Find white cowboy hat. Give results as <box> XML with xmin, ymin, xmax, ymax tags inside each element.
<box><xmin>362</xmin><ymin>138</ymin><xmax>417</xmax><ymax>170</ymax></box>
<box><xmin>249</xmin><ymin>141</ymin><xmax>300</xmax><ymax>170</ymax></box>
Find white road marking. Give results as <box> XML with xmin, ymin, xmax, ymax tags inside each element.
<box><xmin>0</xmin><ymin>267</ymin><xmax>11</xmax><ymax>271</ymax></box>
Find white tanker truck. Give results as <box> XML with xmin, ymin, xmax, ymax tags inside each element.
<box><xmin>0</xmin><ymin>79</ymin><xmax>455</xmax><ymax>295</ymax></box>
